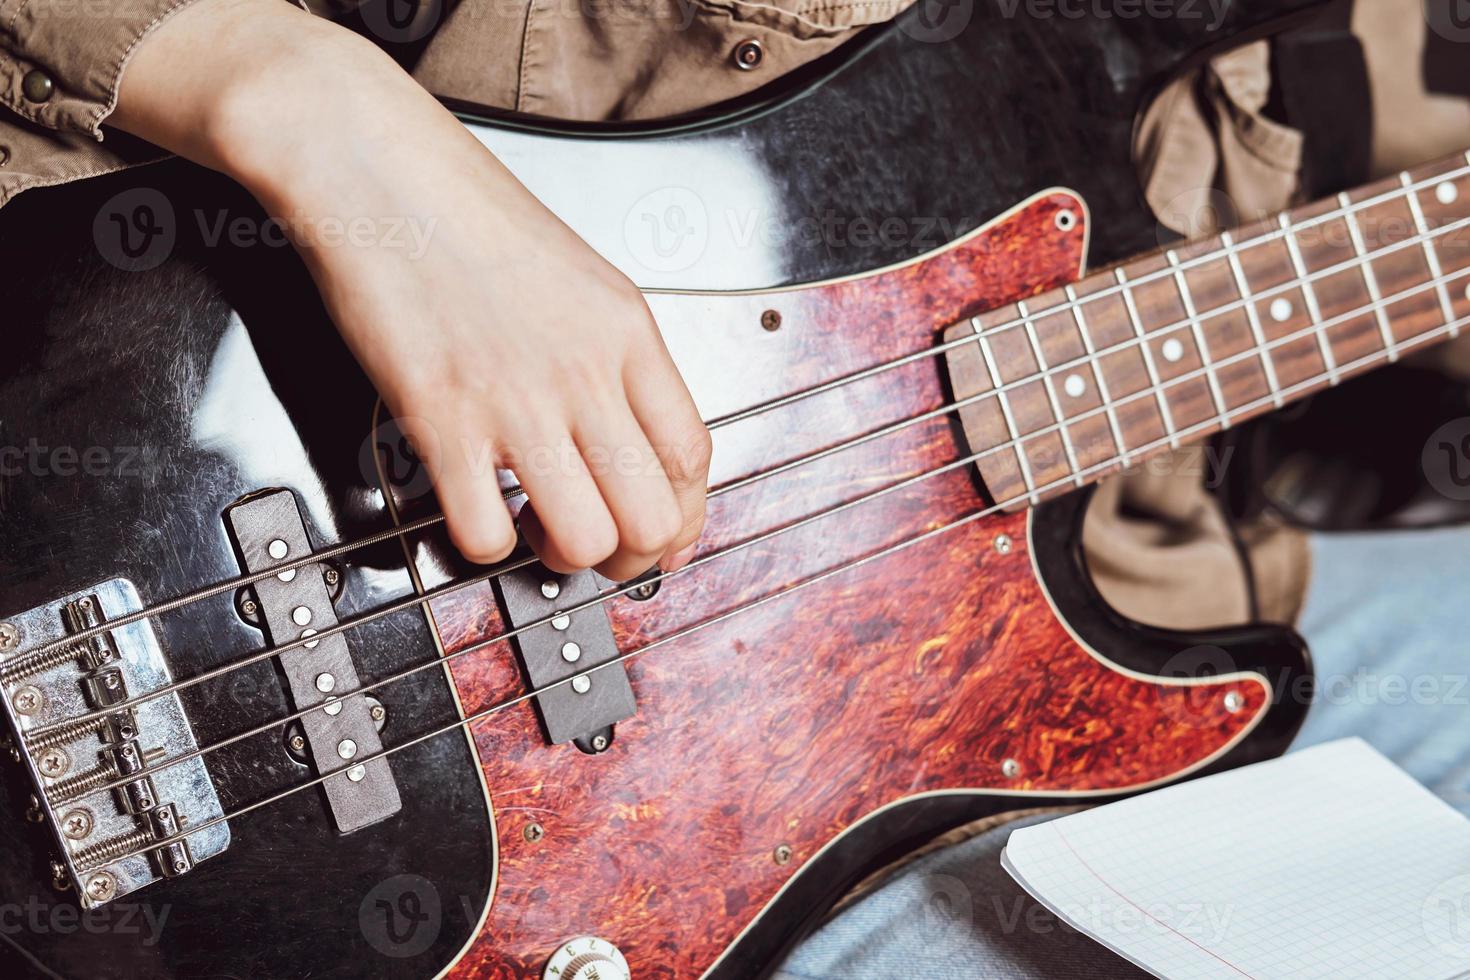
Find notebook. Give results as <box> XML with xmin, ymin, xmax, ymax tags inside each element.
<box><xmin>1001</xmin><ymin>738</ymin><xmax>1470</xmax><ymax>979</ymax></box>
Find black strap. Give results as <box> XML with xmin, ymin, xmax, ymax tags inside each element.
<box><xmin>1266</xmin><ymin>0</ymin><xmax>1372</xmax><ymax>198</ymax></box>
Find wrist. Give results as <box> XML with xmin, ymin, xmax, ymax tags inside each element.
<box><xmin>202</xmin><ymin>20</ymin><xmax>400</xmax><ymax>194</ymax></box>
<box><xmin>113</xmin><ymin>0</ymin><xmax>402</xmax><ymax>193</ymax></box>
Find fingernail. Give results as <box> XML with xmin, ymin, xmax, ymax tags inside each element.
<box><xmin>661</xmin><ymin>542</ymin><xmax>698</xmax><ymax>573</ymax></box>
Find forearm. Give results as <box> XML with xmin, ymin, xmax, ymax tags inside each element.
<box><xmin>111</xmin><ymin>0</ymin><xmax>494</xmax><ymax>208</ymax></box>
<box><xmin>107</xmin><ymin>0</ymin><xmax>710</xmax><ymax>578</ymax></box>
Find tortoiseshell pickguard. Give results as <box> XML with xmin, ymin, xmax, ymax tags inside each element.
<box><xmin>424</xmin><ymin>192</ymin><xmax>1271</xmax><ymax>978</ymax></box>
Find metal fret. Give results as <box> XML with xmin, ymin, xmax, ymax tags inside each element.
<box><xmin>1401</xmin><ymin>171</ymin><xmax>1459</xmax><ymax>338</ymax></box>
<box><xmin>1339</xmin><ymin>191</ymin><xmax>1400</xmax><ymax>362</ymax></box>
<box><xmin>974</xmin><ymin>323</ymin><xmax>1039</xmax><ymax>505</ymax></box>
<box><xmin>1115</xmin><ymin>268</ymin><xmax>1179</xmax><ymax>447</ymax></box>
<box><xmin>1017</xmin><ymin>301</ymin><xmax>1083</xmax><ymax>486</ymax></box>
<box><xmin>1065</xmin><ymin>285</ymin><xmax>1130</xmax><ymax>468</ymax></box>
<box><xmin>1220</xmin><ymin>230</ymin><xmax>1284</xmax><ymax>409</ymax></box>
<box><xmin>1165</xmin><ymin>249</ymin><xmax>1229</xmax><ymax>424</ymax></box>
<box><xmin>1277</xmin><ymin>214</ymin><xmax>1339</xmax><ymax>385</ymax></box>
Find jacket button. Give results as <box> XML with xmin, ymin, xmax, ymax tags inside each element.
<box><xmin>21</xmin><ymin>69</ymin><xmax>54</xmax><ymax>103</ymax></box>
<box><xmin>733</xmin><ymin>39</ymin><xmax>764</xmax><ymax>71</ymax></box>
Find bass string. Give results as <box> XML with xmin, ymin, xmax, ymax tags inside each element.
<box><xmin>27</xmin><ymin>233</ymin><xmax>1470</xmax><ymax>743</ymax></box>
<box><xmin>63</xmin><ymin>285</ymin><xmax>1470</xmax><ymax>809</ymax></box>
<box><xmin>700</xmin><ymin>159</ymin><xmax>1470</xmax><ymax>430</ymax></box>
<box><xmin>30</xmin><ymin>185</ymin><xmax>1470</xmax><ymax>663</ymax></box>
<box><xmin>106</xmin><ymin>297</ymin><xmax>1470</xmax><ymax>870</ymax></box>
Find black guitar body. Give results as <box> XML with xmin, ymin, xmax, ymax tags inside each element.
<box><xmin>0</xmin><ymin>2</ymin><xmax>1321</xmax><ymax>976</ymax></box>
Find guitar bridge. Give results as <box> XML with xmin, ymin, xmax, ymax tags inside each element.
<box><xmin>0</xmin><ymin>579</ymin><xmax>230</xmax><ymax>907</ymax></box>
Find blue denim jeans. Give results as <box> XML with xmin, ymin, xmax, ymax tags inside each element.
<box><xmin>775</xmin><ymin>527</ymin><xmax>1470</xmax><ymax>979</ymax></box>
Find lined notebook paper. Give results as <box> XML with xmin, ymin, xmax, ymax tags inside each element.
<box><xmin>1001</xmin><ymin>739</ymin><xmax>1470</xmax><ymax>979</ymax></box>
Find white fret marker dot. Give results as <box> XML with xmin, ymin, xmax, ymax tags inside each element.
<box><xmin>1161</xmin><ymin>338</ymin><xmax>1185</xmax><ymax>363</ymax></box>
<box><xmin>1269</xmin><ymin>297</ymin><xmax>1293</xmax><ymax>322</ymax></box>
<box><xmin>1063</xmin><ymin>374</ymin><xmax>1086</xmax><ymax>398</ymax></box>
<box><xmin>1437</xmin><ymin>182</ymin><xmax>1459</xmax><ymax>206</ymax></box>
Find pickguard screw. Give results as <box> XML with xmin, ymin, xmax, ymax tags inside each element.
<box><xmin>38</xmin><ymin>747</ymin><xmax>70</xmax><ymax>777</ymax></box>
<box><xmin>773</xmin><ymin>844</ymin><xmax>793</xmax><ymax>866</ymax></box>
<box><xmin>239</xmin><ymin>597</ymin><xmax>259</xmax><ymax>618</ymax></box>
<box><xmin>13</xmin><ymin>685</ymin><xmax>43</xmax><ymax>715</ymax></box>
<box><xmin>524</xmin><ymin>822</ymin><xmax>544</xmax><ymax>843</ymax></box>
<box><xmin>760</xmin><ymin>309</ymin><xmax>782</xmax><ymax>332</ymax></box>
<box><xmin>85</xmin><ymin>872</ymin><xmax>117</xmax><ymax>903</ymax></box>
<box><xmin>289</xmin><ymin>734</ymin><xmax>306</xmax><ymax>753</ymax></box>
<box><xmin>1001</xmin><ymin>758</ymin><xmax>1021</xmax><ymax>779</ymax></box>
<box><xmin>591</xmin><ymin>734</ymin><xmax>609</xmax><ymax>752</ymax></box>
<box><xmin>323</xmin><ymin>568</ymin><xmax>340</xmax><ymax>588</ymax></box>
<box><xmin>25</xmin><ymin>795</ymin><xmax>43</xmax><ymax>823</ymax></box>
<box><xmin>0</xmin><ymin>623</ymin><xmax>19</xmax><ymax>651</ymax></box>
<box><xmin>50</xmin><ymin>860</ymin><xmax>70</xmax><ymax>892</ymax></box>
<box><xmin>1223</xmin><ymin>691</ymin><xmax>1244</xmax><ymax>713</ymax></box>
<box><xmin>369</xmin><ymin>704</ymin><xmax>386</xmax><ymax>723</ymax></box>
<box><xmin>61</xmin><ymin>808</ymin><xmax>93</xmax><ymax>840</ymax></box>
<box><xmin>993</xmin><ymin>534</ymin><xmax>1013</xmax><ymax>555</ymax></box>
<box><xmin>629</xmin><ymin>574</ymin><xmax>661</xmax><ymax>602</ymax></box>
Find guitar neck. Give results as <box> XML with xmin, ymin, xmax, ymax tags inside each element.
<box><xmin>952</xmin><ymin>151</ymin><xmax>1470</xmax><ymax>510</ymax></box>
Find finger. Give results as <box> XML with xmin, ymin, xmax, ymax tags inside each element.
<box><xmin>624</xmin><ymin>344</ymin><xmax>712</xmax><ymax>571</ymax></box>
<box><xmin>574</xmin><ymin>404</ymin><xmax>682</xmax><ymax>582</ymax></box>
<box><xmin>510</xmin><ymin>428</ymin><xmax>620</xmax><ymax>574</ymax></box>
<box><xmin>411</xmin><ymin>415</ymin><xmax>518</xmax><ymax>566</ymax></box>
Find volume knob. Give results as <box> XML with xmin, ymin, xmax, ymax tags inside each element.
<box><xmin>542</xmin><ymin>936</ymin><xmax>630</xmax><ymax>980</ymax></box>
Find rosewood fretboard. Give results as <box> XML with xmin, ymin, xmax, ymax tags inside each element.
<box><xmin>948</xmin><ymin>151</ymin><xmax>1470</xmax><ymax>510</ymax></box>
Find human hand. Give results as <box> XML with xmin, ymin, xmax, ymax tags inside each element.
<box><xmin>113</xmin><ymin>0</ymin><xmax>711</xmax><ymax>580</ymax></box>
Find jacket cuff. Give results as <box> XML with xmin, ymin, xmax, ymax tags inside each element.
<box><xmin>0</xmin><ymin>0</ymin><xmax>202</xmax><ymax>139</ymax></box>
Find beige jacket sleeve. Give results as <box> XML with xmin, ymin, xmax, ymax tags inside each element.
<box><xmin>0</xmin><ymin>0</ymin><xmax>211</xmax><ymax>205</ymax></box>
<box><xmin>0</xmin><ymin>0</ymin><xmax>907</xmax><ymax>208</ymax></box>
<box><xmin>0</xmin><ymin>0</ymin><xmax>379</xmax><ymax>207</ymax></box>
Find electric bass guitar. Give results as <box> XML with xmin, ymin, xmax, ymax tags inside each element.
<box><xmin>1</xmin><ymin>1</ymin><xmax>1465</xmax><ymax>976</ymax></box>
